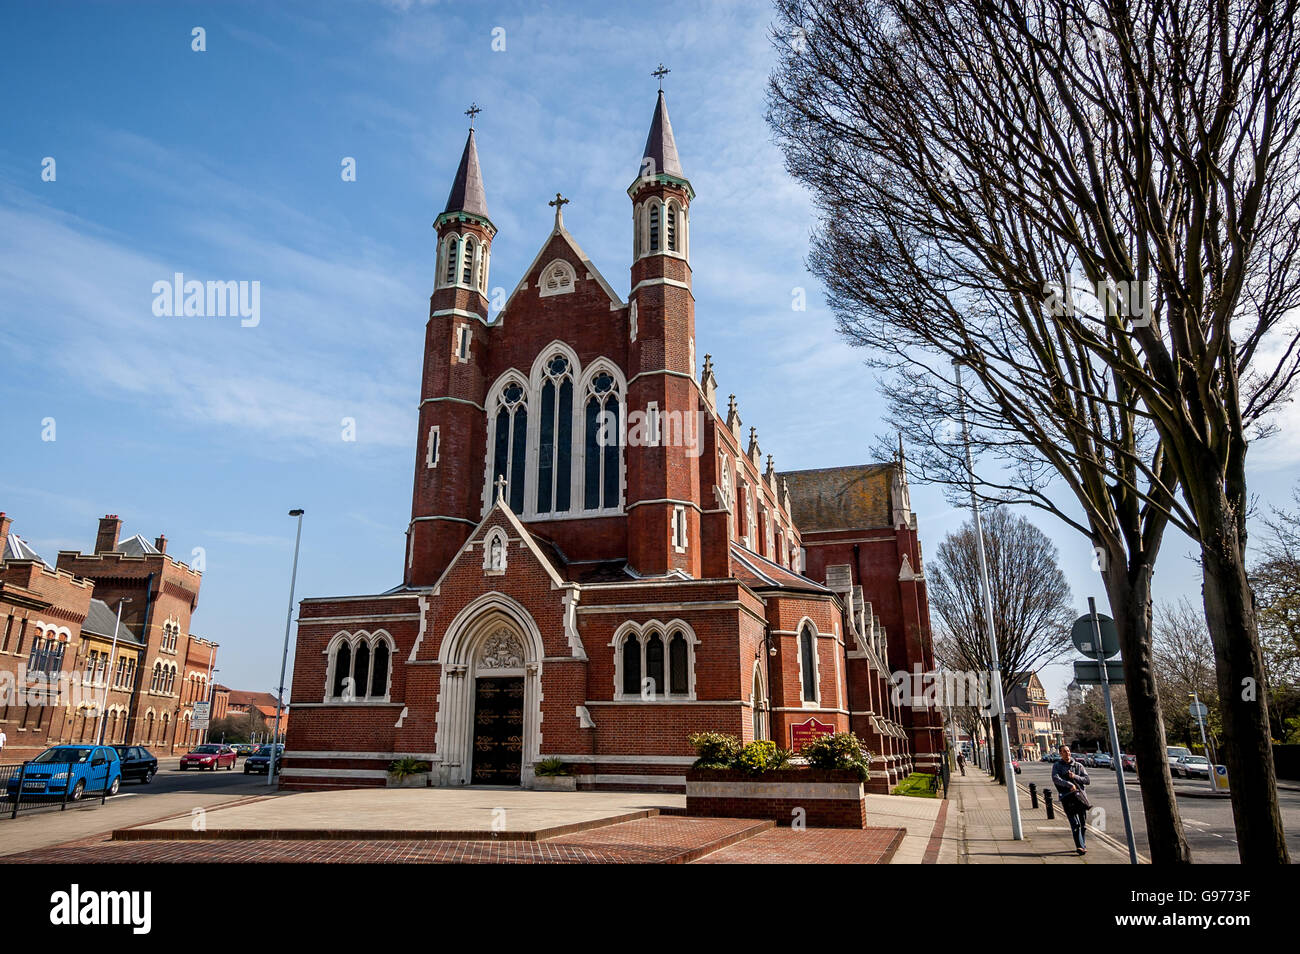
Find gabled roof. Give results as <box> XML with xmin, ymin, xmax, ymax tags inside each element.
<box><xmin>227</xmin><ymin>690</ymin><xmax>279</xmax><ymax>709</ymax></box>
<box><xmin>117</xmin><ymin>533</ymin><xmax>160</xmax><ymax>557</ymax></box>
<box><xmin>3</xmin><ymin>533</ymin><xmax>49</xmax><ymax>566</ymax></box>
<box><xmin>641</xmin><ymin>90</ymin><xmax>685</xmax><ymax>180</ymax></box>
<box><xmin>499</xmin><ymin>225</ymin><xmax>625</xmax><ymax>317</ymax></box>
<box><xmin>780</xmin><ymin>464</ymin><xmax>898</xmax><ymax>532</ymax></box>
<box><xmin>443</xmin><ymin>128</ymin><xmax>489</xmax><ymax>220</ymax></box>
<box><xmin>80</xmin><ymin>598</ymin><xmax>145</xmax><ymax>646</ymax></box>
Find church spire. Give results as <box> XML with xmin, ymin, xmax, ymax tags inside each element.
<box><xmin>443</xmin><ymin>127</ymin><xmax>489</xmax><ymax>221</ymax></box>
<box><xmin>640</xmin><ymin>89</ymin><xmax>685</xmax><ymax>181</ymax></box>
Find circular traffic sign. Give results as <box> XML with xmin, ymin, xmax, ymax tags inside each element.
<box><xmin>1071</xmin><ymin>612</ymin><xmax>1120</xmax><ymax>658</ymax></box>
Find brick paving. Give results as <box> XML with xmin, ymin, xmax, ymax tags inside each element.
<box><xmin>4</xmin><ymin>816</ymin><xmax>771</xmax><ymax>865</ymax></box>
<box><xmin>694</xmin><ymin>826</ymin><xmax>905</xmax><ymax>863</ymax></box>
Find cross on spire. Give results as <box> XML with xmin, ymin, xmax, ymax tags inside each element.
<box><xmin>465</xmin><ymin>102</ymin><xmax>482</xmax><ymax>129</ymax></box>
<box><xmin>548</xmin><ymin>192</ymin><xmax>570</xmax><ymax>228</ymax></box>
<box><xmin>652</xmin><ymin>63</ymin><xmax>670</xmax><ymax>90</ymax></box>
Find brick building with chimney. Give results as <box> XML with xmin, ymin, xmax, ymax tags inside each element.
<box><xmin>0</xmin><ymin>511</ymin><xmax>217</xmax><ymax>759</ymax></box>
<box><xmin>282</xmin><ymin>91</ymin><xmax>942</xmax><ymax>792</ymax></box>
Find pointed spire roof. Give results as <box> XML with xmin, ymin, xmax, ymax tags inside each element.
<box><xmin>443</xmin><ymin>129</ymin><xmax>489</xmax><ymax>220</ymax></box>
<box><xmin>641</xmin><ymin>90</ymin><xmax>685</xmax><ymax>180</ymax></box>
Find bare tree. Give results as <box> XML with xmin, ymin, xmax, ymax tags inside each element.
<box><xmin>1153</xmin><ymin>598</ymin><xmax>1221</xmax><ymax>750</ymax></box>
<box><xmin>768</xmin><ymin>0</ymin><xmax>1298</xmax><ymax>862</ymax></box>
<box><xmin>930</xmin><ymin>507</ymin><xmax>1076</xmax><ymax>780</ymax></box>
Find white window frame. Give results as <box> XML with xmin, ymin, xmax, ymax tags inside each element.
<box><xmin>426</xmin><ymin>425</ymin><xmax>441</xmax><ymax>468</ymax></box>
<box><xmin>538</xmin><ymin>258</ymin><xmax>577</xmax><ymax>297</ymax></box>
<box><xmin>455</xmin><ymin>325</ymin><xmax>472</xmax><ymax>362</ymax></box>
<box><xmin>609</xmin><ymin>620</ymin><xmax>699</xmax><ymax>701</ymax></box>
<box><xmin>671</xmin><ymin>505</ymin><xmax>688</xmax><ymax>553</ymax></box>
<box><xmin>795</xmin><ymin>619</ymin><xmax>822</xmax><ymax>707</ymax></box>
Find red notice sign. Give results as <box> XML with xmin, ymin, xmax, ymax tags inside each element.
<box><xmin>790</xmin><ymin>717</ymin><xmax>834</xmax><ymax>751</ymax></box>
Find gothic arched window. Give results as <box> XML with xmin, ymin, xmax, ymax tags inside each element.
<box><xmin>462</xmin><ymin>237</ymin><xmax>476</xmax><ymax>286</ymax></box>
<box><xmin>649</xmin><ymin>203</ymin><xmax>660</xmax><ymax>252</ymax></box>
<box><xmin>332</xmin><ymin>642</ymin><xmax>352</xmax><ymax>699</ymax></box>
<box><xmin>353</xmin><ymin>641</ymin><xmax>371</xmax><ymax>699</ymax></box>
<box><xmin>535</xmin><ymin>354</ymin><xmax>573</xmax><ymax>514</ymax></box>
<box><xmin>491</xmin><ymin>380</ymin><xmax>528</xmax><ymax>513</ymax></box>
<box><xmin>800</xmin><ymin>625</ymin><xmax>818</xmax><ymax>703</ymax></box>
<box><xmin>645</xmin><ymin>632</ymin><xmax>664</xmax><ymax>696</ymax></box>
<box><xmin>621</xmin><ymin>637</ymin><xmax>641</xmax><ymax>697</ymax></box>
<box><xmin>583</xmin><ymin>371</ymin><xmax>621</xmax><ymax>511</ymax></box>
<box><xmin>669</xmin><ymin>631</ymin><xmax>689</xmax><ymax>695</ymax></box>
<box><xmin>372</xmin><ymin>640</ymin><xmax>390</xmax><ymax>698</ymax></box>
<box><xmin>666</xmin><ymin>204</ymin><xmax>677</xmax><ymax>251</ymax></box>
<box><xmin>444</xmin><ymin>236</ymin><xmax>459</xmax><ymax>286</ymax></box>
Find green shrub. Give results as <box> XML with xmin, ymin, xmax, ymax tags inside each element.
<box><xmin>800</xmin><ymin>732</ymin><xmax>871</xmax><ymax>780</ymax></box>
<box><xmin>688</xmin><ymin>731</ymin><xmax>742</xmax><ymax>769</ymax></box>
<box><xmin>387</xmin><ymin>757</ymin><xmax>432</xmax><ymax>778</ymax></box>
<box><xmin>734</xmin><ymin>740</ymin><xmax>794</xmax><ymax>774</ymax></box>
<box><xmin>534</xmin><ymin>757</ymin><xmax>570</xmax><ymax>777</ymax></box>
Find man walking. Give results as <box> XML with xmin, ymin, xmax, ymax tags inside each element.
<box><xmin>1052</xmin><ymin>744</ymin><xmax>1091</xmax><ymax>855</ymax></box>
<box><xmin>956</xmin><ymin>750</ymin><xmax>966</xmax><ymax>776</ymax></box>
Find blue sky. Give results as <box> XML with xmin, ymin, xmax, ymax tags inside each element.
<box><xmin>1</xmin><ymin>0</ymin><xmax>1295</xmax><ymax>706</ymax></box>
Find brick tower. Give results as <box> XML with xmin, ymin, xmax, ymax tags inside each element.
<box><xmin>624</xmin><ymin>90</ymin><xmax>703</xmax><ymax>577</ymax></box>
<box><xmin>406</xmin><ymin>121</ymin><xmax>496</xmax><ymax>585</ymax></box>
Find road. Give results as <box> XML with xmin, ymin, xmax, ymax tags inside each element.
<box><xmin>1016</xmin><ymin>761</ymin><xmax>1300</xmax><ymax>863</ymax></box>
<box><xmin>0</xmin><ymin>757</ymin><xmax>280</xmax><ymax>857</ymax></box>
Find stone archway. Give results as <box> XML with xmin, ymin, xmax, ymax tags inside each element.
<box><xmin>435</xmin><ymin>593</ymin><xmax>544</xmax><ymax>788</ymax></box>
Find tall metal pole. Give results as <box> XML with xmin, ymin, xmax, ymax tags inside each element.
<box><xmin>95</xmin><ymin>598</ymin><xmax>130</xmax><ymax>745</ymax></box>
<box><xmin>1190</xmin><ymin>690</ymin><xmax>1217</xmax><ymax>794</ymax></box>
<box><xmin>954</xmin><ymin>361</ymin><xmax>1022</xmax><ymax>839</ymax></box>
<box><xmin>268</xmin><ymin>509</ymin><xmax>304</xmax><ymax>787</ymax></box>
<box><xmin>1090</xmin><ymin>597</ymin><xmax>1138</xmax><ymax>863</ymax></box>
<box><xmin>202</xmin><ymin>652</ymin><xmax>218</xmax><ymax>745</ymax></box>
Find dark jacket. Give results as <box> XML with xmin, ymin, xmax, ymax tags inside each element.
<box><xmin>1052</xmin><ymin>757</ymin><xmax>1089</xmax><ymax>796</ymax></box>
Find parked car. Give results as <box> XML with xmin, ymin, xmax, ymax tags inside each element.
<box><xmin>1121</xmin><ymin>754</ymin><xmax>1137</xmax><ymax>773</ymax></box>
<box><xmin>1167</xmin><ymin>745</ymin><xmax>1192</xmax><ymax>763</ymax></box>
<box><xmin>179</xmin><ymin>744</ymin><xmax>237</xmax><ymax>771</ymax></box>
<box><xmin>4</xmin><ymin>744</ymin><xmax>121</xmax><ymax>800</ymax></box>
<box><xmin>112</xmin><ymin>745</ymin><xmax>158</xmax><ymax>783</ymax></box>
<box><xmin>232</xmin><ymin>743</ymin><xmax>255</xmax><ymax>756</ymax></box>
<box><xmin>1173</xmin><ymin>755</ymin><xmax>1212</xmax><ymax>779</ymax></box>
<box><xmin>1093</xmin><ymin>753</ymin><xmax>1114</xmax><ymax>769</ymax></box>
<box><xmin>1043</xmin><ymin>752</ymin><xmax>1061</xmax><ymax>762</ymax></box>
<box><xmin>243</xmin><ymin>748</ymin><xmax>283</xmax><ymax>775</ymax></box>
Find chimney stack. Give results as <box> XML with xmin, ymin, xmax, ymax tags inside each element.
<box><xmin>95</xmin><ymin>514</ymin><xmax>122</xmax><ymax>554</ymax></box>
<box><xmin>0</xmin><ymin>512</ymin><xmax>11</xmax><ymax>562</ymax></box>
<box><xmin>154</xmin><ymin>533</ymin><xmax>168</xmax><ymax>555</ymax></box>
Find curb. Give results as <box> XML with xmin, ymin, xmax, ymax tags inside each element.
<box><xmin>112</xmin><ymin>808</ymin><xmax>663</xmax><ymax>843</ymax></box>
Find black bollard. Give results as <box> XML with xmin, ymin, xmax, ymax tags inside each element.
<box><xmin>1044</xmin><ymin>789</ymin><xmax>1055</xmax><ymax>820</ymax></box>
<box><xmin>1029</xmin><ymin>782</ymin><xmax>1038</xmax><ymax>809</ymax></box>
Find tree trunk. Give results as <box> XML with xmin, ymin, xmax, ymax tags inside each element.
<box><xmin>1201</xmin><ymin>532</ymin><xmax>1291</xmax><ymax>863</ymax></box>
<box><xmin>1106</xmin><ymin>568</ymin><xmax>1192</xmax><ymax>863</ymax></box>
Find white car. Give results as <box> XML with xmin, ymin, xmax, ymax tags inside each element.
<box><xmin>1172</xmin><ymin>754</ymin><xmax>1211</xmax><ymax>779</ymax></box>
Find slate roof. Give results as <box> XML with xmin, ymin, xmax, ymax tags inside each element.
<box><xmin>80</xmin><ymin>598</ymin><xmax>145</xmax><ymax>646</ymax></box>
<box><xmin>117</xmin><ymin>533</ymin><xmax>160</xmax><ymax>557</ymax></box>
<box><xmin>730</xmin><ymin>542</ymin><xmax>830</xmax><ymax>593</ymax></box>
<box><xmin>641</xmin><ymin>90</ymin><xmax>685</xmax><ymax>179</ymax></box>
<box><xmin>443</xmin><ymin>128</ymin><xmax>490</xmax><ymax>219</ymax></box>
<box><xmin>3</xmin><ymin>533</ymin><xmax>49</xmax><ymax>565</ymax></box>
<box><xmin>780</xmin><ymin>463</ymin><xmax>897</xmax><ymax>532</ymax></box>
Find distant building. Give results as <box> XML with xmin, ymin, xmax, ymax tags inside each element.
<box><xmin>1006</xmin><ymin>671</ymin><xmax>1061</xmax><ymax>760</ymax></box>
<box><xmin>0</xmin><ymin>510</ymin><xmax>218</xmax><ymax>758</ymax></box>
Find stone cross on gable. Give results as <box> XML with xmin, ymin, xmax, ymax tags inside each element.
<box><xmin>549</xmin><ymin>192</ymin><xmax>569</xmax><ymax>228</ymax></box>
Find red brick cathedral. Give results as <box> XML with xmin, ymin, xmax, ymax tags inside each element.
<box><xmin>283</xmin><ymin>93</ymin><xmax>943</xmax><ymax>792</ymax></box>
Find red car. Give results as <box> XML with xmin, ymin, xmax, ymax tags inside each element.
<box><xmin>179</xmin><ymin>744</ymin><xmax>237</xmax><ymax>771</ymax></box>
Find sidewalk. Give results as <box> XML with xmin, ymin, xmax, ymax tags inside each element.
<box><xmin>948</xmin><ymin>769</ymin><xmax>1143</xmax><ymax>863</ymax></box>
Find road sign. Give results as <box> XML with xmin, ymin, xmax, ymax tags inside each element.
<box><xmin>192</xmin><ymin>701</ymin><xmax>210</xmax><ymax>732</ymax></box>
<box><xmin>1190</xmin><ymin>701</ymin><xmax>1208</xmax><ymax>718</ymax></box>
<box><xmin>1073</xmin><ymin>659</ymin><xmax>1125</xmax><ymax>685</ymax></box>
<box><xmin>1214</xmin><ymin>764</ymin><xmax>1230</xmax><ymax>791</ymax></box>
<box><xmin>1071</xmin><ymin>612</ymin><xmax>1120</xmax><ymax>658</ymax></box>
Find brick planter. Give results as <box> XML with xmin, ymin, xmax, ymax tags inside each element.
<box><xmin>686</xmin><ymin>768</ymin><xmax>868</xmax><ymax>829</ymax></box>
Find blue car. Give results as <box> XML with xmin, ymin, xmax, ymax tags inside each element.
<box><xmin>5</xmin><ymin>744</ymin><xmax>122</xmax><ymax>801</ymax></box>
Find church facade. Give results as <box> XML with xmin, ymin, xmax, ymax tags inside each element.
<box><xmin>281</xmin><ymin>92</ymin><xmax>943</xmax><ymax>792</ymax></box>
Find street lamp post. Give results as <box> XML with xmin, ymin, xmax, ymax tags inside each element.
<box><xmin>202</xmin><ymin>656</ymin><xmax>219</xmax><ymax>744</ymax></box>
<box><xmin>95</xmin><ymin>598</ymin><xmax>131</xmax><ymax>746</ymax></box>
<box><xmin>954</xmin><ymin>360</ymin><xmax>1023</xmax><ymax>839</ymax></box>
<box><xmin>269</xmin><ymin>509</ymin><xmax>304</xmax><ymax>787</ymax></box>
